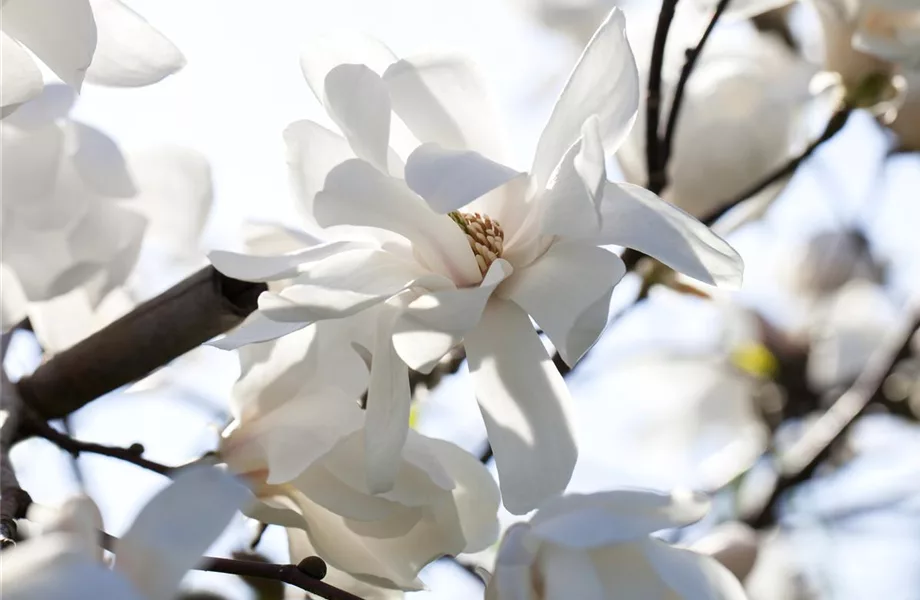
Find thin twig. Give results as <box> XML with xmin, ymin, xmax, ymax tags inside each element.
<box><xmin>661</xmin><ymin>0</ymin><xmax>732</xmax><ymax>169</ymax></box>
<box><xmin>745</xmin><ymin>302</ymin><xmax>920</xmax><ymax>528</ymax></box>
<box><xmin>646</xmin><ymin>0</ymin><xmax>680</xmax><ymax>194</ymax></box>
<box><xmin>100</xmin><ymin>532</ymin><xmax>365</xmax><ymax>600</ymax></box>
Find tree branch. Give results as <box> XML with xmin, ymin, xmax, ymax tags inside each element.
<box><xmin>661</xmin><ymin>0</ymin><xmax>732</xmax><ymax>169</ymax></box>
<box><xmin>15</xmin><ymin>267</ymin><xmax>265</xmax><ymax>423</ymax></box>
<box><xmin>100</xmin><ymin>532</ymin><xmax>366</xmax><ymax>600</ymax></box>
<box><xmin>1</xmin><ymin>327</ymin><xmax>32</xmax><ymax>548</ymax></box>
<box><xmin>744</xmin><ymin>301</ymin><xmax>920</xmax><ymax>528</ymax></box>
<box><xmin>646</xmin><ymin>0</ymin><xmax>680</xmax><ymax>194</ymax></box>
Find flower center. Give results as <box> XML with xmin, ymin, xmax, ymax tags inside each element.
<box><xmin>449</xmin><ymin>211</ymin><xmax>504</xmax><ymax>275</ymax></box>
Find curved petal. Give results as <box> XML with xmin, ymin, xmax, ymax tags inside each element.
<box><xmin>284</xmin><ymin>120</ymin><xmax>355</xmax><ymax>219</ymax></box>
<box><xmin>487</xmin><ymin>523</ymin><xmax>540</xmax><ymax>600</ymax></box>
<box><xmin>300</xmin><ymin>32</ymin><xmax>396</xmax><ymax>101</ymax></box>
<box><xmin>314</xmin><ymin>159</ymin><xmax>481</xmax><ymax>285</ymax></box>
<box><xmin>529</xmin><ymin>489</ymin><xmax>710</xmax><ymax>548</ymax></box>
<box><xmin>537</xmin><ymin>115</ymin><xmax>605</xmax><ymax>239</ymax></box>
<box><xmin>208</xmin><ymin>240</ymin><xmax>358</xmax><ymax>282</ymax></box>
<box><xmin>0</xmin><ymin>32</ymin><xmax>43</xmax><ymax>114</ymax></box>
<box><xmin>324</xmin><ymin>64</ymin><xmax>392</xmax><ymax>172</ymax></box>
<box><xmin>1</xmin><ymin>0</ymin><xmax>96</xmax><ymax>91</ymax></box>
<box><xmin>84</xmin><ymin>0</ymin><xmax>185</xmax><ymax>87</ymax></box>
<box><xmin>70</xmin><ymin>122</ymin><xmax>136</xmax><ymax>197</ymax></box>
<box><xmin>465</xmin><ymin>297</ymin><xmax>577</xmax><ymax>515</ymax></box>
<box><xmin>364</xmin><ymin>299</ymin><xmax>412</xmax><ymax>494</ymax></box>
<box><xmin>405</xmin><ymin>143</ymin><xmax>521</xmax><ymax>214</ymax></box>
<box><xmin>499</xmin><ymin>241</ymin><xmax>623</xmax><ymax>367</ymax></box>
<box><xmin>293</xmin><ymin>463</ymin><xmax>405</xmax><ymax>521</ymax></box>
<box><xmin>531</xmin><ymin>8</ymin><xmax>639</xmax><ymax>188</ymax></box>
<box><xmin>392</xmin><ymin>258</ymin><xmax>512</xmax><ymax>373</ymax></box>
<box><xmin>425</xmin><ymin>437</ymin><xmax>501</xmax><ymax>552</ymax></box>
<box><xmin>210</xmin><ymin>311</ymin><xmax>309</xmax><ymax>350</ymax></box>
<box><xmin>114</xmin><ymin>466</ymin><xmax>248</xmax><ymax>600</ymax></box>
<box><xmin>256</xmin><ymin>248</ymin><xmax>451</xmax><ymax>323</ymax></box>
<box><xmin>538</xmin><ymin>544</ymin><xmax>607</xmax><ymax>600</ymax></box>
<box><xmin>1</xmin><ymin>119</ymin><xmax>65</xmax><ymax>214</ymax></box>
<box><xmin>596</xmin><ymin>182</ymin><xmax>744</xmax><ymax>288</ymax></box>
<box><xmin>642</xmin><ymin>538</ymin><xmax>748</xmax><ymax>600</ymax></box>
<box><xmin>383</xmin><ymin>55</ymin><xmax>506</xmax><ymax>161</ymax></box>
<box><xmin>1</xmin><ymin>82</ymin><xmax>75</xmax><ymax>128</ymax></box>
<box><xmin>123</xmin><ymin>146</ymin><xmax>212</xmax><ymax>257</ymax></box>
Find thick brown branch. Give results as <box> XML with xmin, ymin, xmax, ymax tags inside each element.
<box><xmin>15</xmin><ymin>267</ymin><xmax>265</xmax><ymax>422</ymax></box>
<box><xmin>745</xmin><ymin>303</ymin><xmax>920</xmax><ymax>528</ymax></box>
<box><xmin>1</xmin><ymin>328</ymin><xmax>32</xmax><ymax>548</ymax></box>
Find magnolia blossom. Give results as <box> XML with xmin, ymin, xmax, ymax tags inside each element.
<box><xmin>617</xmin><ymin>19</ymin><xmax>817</xmax><ymax>225</ymax></box>
<box><xmin>2</xmin><ymin>466</ymin><xmax>247</xmax><ymax>600</ymax></box>
<box><xmin>785</xmin><ymin>228</ymin><xmax>882</xmax><ymax>299</ymax></box>
<box><xmin>1</xmin><ymin>85</ymin><xmax>213</xmax><ymax>351</ymax></box>
<box><xmin>212</xmin><ymin>9</ymin><xmax>743</xmax><ymax>514</ymax></box>
<box><xmin>851</xmin><ymin>0</ymin><xmax>920</xmax><ymax>68</ymax></box>
<box><xmin>484</xmin><ymin>489</ymin><xmax>747</xmax><ymax>600</ymax></box>
<box><xmin>0</xmin><ymin>0</ymin><xmax>184</xmax><ymax>117</ymax></box>
<box><xmin>693</xmin><ymin>0</ymin><xmax>792</xmax><ymax>20</ymax></box>
<box><xmin>220</xmin><ymin>355</ymin><xmax>500</xmax><ymax>591</ymax></box>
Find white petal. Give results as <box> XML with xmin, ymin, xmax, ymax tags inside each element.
<box><xmin>1</xmin><ymin>118</ymin><xmax>65</xmax><ymax>212</ymax></box>
<box><xmin>257</xmin><ymin>248</ymin><xmax>451</xmax><ymax>323</ymax></box>
<box><xmin>324</xmin><ymin>64</ymin><xmax>392</xmax><ymax>172</ymax></box>
<box><xmin>222</xmin><ymin>388</ymin><xmax>365</xmax><ymax>484</ymax></box>
<box><xmin>642</xmin><ymin>538</ymin><xmax>748</xmax><ymax>600</ymax></box>
<box><xmin>538</xmin><ymin>544</ymin><xmax>607</xmax><ymax>600</ymax></box>
<box><xmin>114</xmin><ymin>466</ymin><xmax>248</xmax><ymax>600</ymax></box>
<box><xmin>208</xmin><ymin>240</ymin><xmax>355</xmax><ymax>282</ymax></box>
<box><xmin>383</xmin><ymin>55</ymin><xmax>506</xmax><ymax>161</ymax></box>
<box><xmin>529</xmin><ymin>489</ymin><xmax>710</xmax><ymax>548</ymax></box>
<box><xmin>425</xmin><ymin>437</ymin><xmax>501</xmax><ymax>552</ymax></box>
<box><xmin>499</xmin><ymin>241</ymin><xmax>623</xmax><ymax>367</ymax></box>
<box><xmin>284</xmin><ymin>120</ymin><xmax>355</xmax><ymax>219</ymax></box>
<box><xmin>538</xmin><ymin>115</ymin><xmax>605</xmax><ymax>239</ymax></box>
<box><xmin>596</xmin><ymin>182</ymin><xmax>744</xmax><ymax>288</ymax></box>
<box><xmin>123</xmin><ymin>146</ymin><xmax>211</xmax><ymax>257</ymax></box>
<box><xmin>0</xmin><ymin>32</ymin><xmax>43</xmax><ymax>114</ymax></box>
<box><xmin>487</xmin><ymin>524</ymin><xmax>539</xmax><ymax>600</ymax></box>
<box><xmin>292</xmin><ymin>462</ymin><xmax>406</xmax><ymax>521</ymax></box>
<box><xmin>300</xmin><ymin>32</ymin><xmax>396</xmax><ymax>101</ymax></box>
<box><xmin>589</xmin><ymin>542</ymin><xmax>674</xmax><ymax>595</ymax></box>
<box><xmin>84</xmin><ymin>0</ymin><xmax>185</xmax><ymax>87</ymax></box>
<box><xmin>70</xmin><ymin>121</ymin><xmax>136</xmax><ymax>197</ymax></box>
<box><xmin>364</xmin><ymin>300</ymin><xmax>412</xmax><ymax>494</ymax></box>
<box><xmin>531</xmin><ymin>8</ymin><xmax>639</xmax><ymax>188</ymax></box>
<box><xmin>1</xmin><ymin>82</ymin><xmax>75</xmax><ymax>128</ymax></box>
<box><xmin>1</xmin><ymin>0</ymin><xmax>96</xmax><ymax>91</ymax></box>
<box><xmin>392</xmin><ymin>258</ymin><xmax>512</xmax><ymax>373</ymax></box>
<box><xmin>210</xmin><ymin>311</ymin><xmax>309</xmax><ymax>350</ymax></box>
<box><xmin>314</xmin><ymin>159</ymin><xmax>481</xmax><ymax>285</ymax></box>
<box><xmin>405</xmin><ymin>143</ymin><xmax>521</xmax><ymax>213</ymax></box>
<box><xmin>465</xmin><ymin>297</ymin><xmax>577</xmax><ymax>515</ymax></box>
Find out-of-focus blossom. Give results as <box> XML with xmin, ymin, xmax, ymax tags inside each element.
<box><xmin>212</xmin><ymin>10</ymin><xmax>743</xmax><ymax>514</ymax></box>
<box><xmin>694</xmin><ymin>0</ymin><xmax>793</xmax><ymax>20</ymax></box>
<box><xmin>220</xmin><ymin>370</ymin><xmax>500</xmax><ymax>591</ymax></box>
<box><xmin>807</xmin><ymin>279</ymin><xmax>899</xmax><ymax>389</ymax></box>
<box><xmin>691</xmin><ymin>522</ymin><xmax>760</xmax><ymax>582</ymax></box>
<box><xmin>510</xmin><ymin>0</ymin><xmax>630</xmax><ymax>46</ymax></box>
<box><xmin>891</xmin><ymin>69</ymin><xmax>920</xmax><ymax>149</ymax></box>
<box><xmin>2</xmin><ymin>466</ymin><xmax>247</xmax><ymax>600</ymax></box>
<box><xmin>0</xmin><ymin>0</ymin><xmax>184</xmax><ymax>118</ymax></box>
<box><xmin>617</xmin><ymin>21</ymin><xmax>818</xmax><ymax>225</ymax></box>
<box><xmin>483</xmin><ymin>489</ymin><xmax>747</xmax><ymax>600</ymax></box>
<box><xmin>851</xmin><ymin>0</ymin><xmax>920</xmax><ymax>68</ymax></box>
<box><xmin>0</xmin><ymin>85</ymin><xmax>213</xmax><ymax>352</ymax></box>
<box><xmin>785</xmin><ymin>228</ymin><xmax>883</xmax><ymax>299</ymax></box>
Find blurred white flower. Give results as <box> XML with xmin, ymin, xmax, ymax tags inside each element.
<box><xmin>2</xmin><ymin>466</ymin><xmax>247</xmax><ymax>600</ymax></box>
<box><xmin>617</xmin><ymin>20</ymin><xmax>818</xmax><ymax>225</ymax></box>
<box><xmin>484</xmin><ymin>489</ymin><xmax>747</xmax><ymax>600</ymax></box>
<box><xmin>694</xmin><ymin>0</ymin><xmax>793</xmax><ymax>20</ymax></box>
<box><xmin>220</xmin><ymin>379</ymin><xmax>500</xmax><ymax>591</ymax></box>
<box><xmin>212</xmin><ymin>9</ymin><xmax>743</xmax><ymax>514</ymax></box>
<box><xmin>807</xmin><ymin>279</ymin><xmax>900</xmax><ymax>389</ymax></box>
<box><xmin>851</xmin><ymin>0</ymin><xmax>920</xmax><ymax>68</ymax></box>
<box><xmin>784</xmin><ymin>228</ymin><xmax>882</xmax><ymax>299</ymax></box>
<box><xmin>0</xmin><ymin>0</ymin><xmax>184</xmax><ymax>118</ymax></box>
<box><xmin>0</xmin><ymin>85</ymin><xmax>213</xmax><ymax>352</ymax></box>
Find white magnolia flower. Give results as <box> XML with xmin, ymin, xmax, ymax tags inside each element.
<box><xmin>484</xmin><ymin>489</ymin><xmax>747</xmax><ymax>600</ymax></box>
<box><xmin>2</xmin><ymin>466</ymin><xmax>247</xmax><ymax>600</ymax></box>
<box><xmin>0</xmin><ymin>85</ymin><xmax>213</xmax><ymax>352</ymax></box>
<box><xmin>693</xmin><ymin>0</ymin><xmax>793</xmax><ymax>20</ymax></box>
<box><xmin>220</xmin><ymin>366</ymin><xmax>500</xmax><ymax>591</ymax></box>
<box><xmin>784</xmin><ymin>228</ymin><xmax>882</xmax><ymax>299</ymax></box>
<box><xmin>212</xmin><ymin>10</ymin><xmax>743</xmax><ymax>514</ymax></box>
<box><xmin>851</xmin><ymin>0</ymin><xmax>920</xmax><ymax>68</ymax></box>
<box><xmin>617</xmin><ymin>20</ymin><xmax>817</xmax><ymax>225</ymax></box>
<box><xmin>0</xmin><ymin>0</ymin><xmax>184</xmax><ymax>117</ymax></box>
